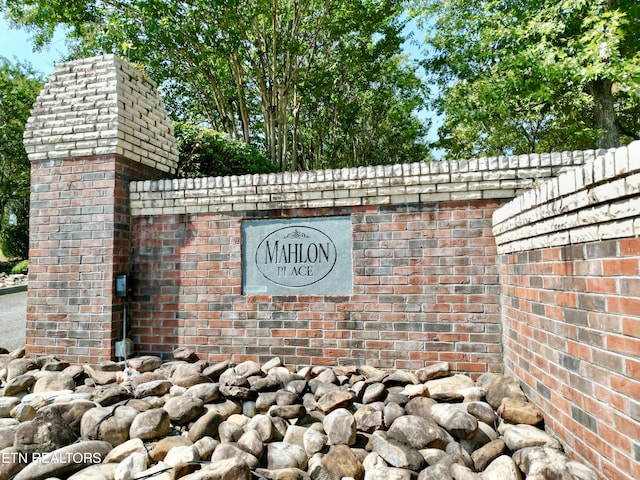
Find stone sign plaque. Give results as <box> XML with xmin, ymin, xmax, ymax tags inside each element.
<box><xmin>243</xmin><ymin>216</ymin><xmax>352</xmax><ymax>295</ymax></box>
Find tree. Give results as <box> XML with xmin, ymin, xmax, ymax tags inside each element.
<box><xmin>1</xmin><ymin>0</ymin><xmax>429</xmax><ymax>170</ymax></box>
<box><xmin>411</xmin><ymin>0</ymin><xmax>640</xmax><ymax>158</ymax></box>
<box><xmin>0</xmin><ymin>58</ymin><xmax>42</xmax><ymax>259</ymax></box>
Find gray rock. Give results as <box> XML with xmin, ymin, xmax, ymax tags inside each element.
<box><xmin>479</xmin><ymin>455</ymin><xmax>522</xmax><ymax>480</ymax></box>
<box><xmin>418</xmin><ymin>463</ymin><xmax>453</xmax><ymax>480</ymax></box>
<box><xmin>371</xmin><ymin>430</ymin><xmax>426</xmax><ymax>471</ymax></box>
<box><xmin>32</xmin><ymin>372</ymin><xmax>75</xmax><ymax>393</ymax></box>
<box><xmin>355</xmin><ymin>405</ymin><xmax>384</xmax><ymax>433</ymax></box>
<box><xmin>103</xmin><ymin>437</ymin><xmax>147</xmax><ymax>462</ymax></box>
<box><xmin>466</xmin><ymin>402</ymin><xmax>497</xmax><ymax>426</ymax></box>
<box><xmin>362</xmin><ymin>383</ymin><xmax>386</xmax><ymax>404</ymax></box>
<box><xmin>238</xmin><ymin>429</ymin><xmax>265</xmax><ymax>458</ymax></box>
<box><xmin>321</xmin><ymin>444</ymin><xmax>364</xmax><ymax>480</ymax></box>
<box><xmin>10</xmin><ymin>402</ymin><xmax>36</xmax><ymax>422</ymax></box>
<box><xmin>415</xmin><ymin>362</ymin><xmax>450</xmax><ymax>382</ymax></box>
<box><xmin>163</xmin><ymin>394</ymin><xmax>205</xmax><ymax>424</ymax></box>
<box><xmin>80</xmin><ymin>405</ymin><xmax>139</xmax><ymax>447</ymax></box>
<box><xmin>14</xmin><ymin>406</ymin><xmax>79</xmax><ymax>455</ymax></box>
<box><xmin>244</xmin><ymin>413</ymin><xmax>274</xmax><ymax>442</ymax></box>
<box><xmin>13</xmin><ymin>440</ymin><xmax>112</xmax><ymax>480</ymax></box>
<box><xmin>219</xmin><ymin>419</ymin><xmax>244</xmax><ymax>443</ymax></box>
<box><xmin>188</xmin><ymin>409</ymin><xmax>224</xmax><ymax>443</ymax></box>
<box><xmin>164</xmin><ymin>444</ymin><xmax>200</xmax><ymax>466</ymax></box>
<box><xmin>210</xmin><ymin>442</ymin><xmax>260</xmax><ymax>469</ymax></box>
<box><xmin>6</xmin><ymin>358</ymin><xmax>36</xmax><ymax>380</ymax></box>
<box><xmin>0</xmin><ymin>397</ymin><xmax>20</xmax><ymax>417</ymax></box>
<box><xmin>126</xmin><ymin>356</ymin><xmax>163</xmax><ymax>373</ymax></box>
<box><xmin>67</xmin><ymin>462</ymin><xmax>118</xmax><ymax>480</ymax></box>
<box><xmin>191</xmin><ymin>457</ymin><xmax>252</xmax><ymax>480</ymax></box>
<box><xmin>134</xmin><ymin>379</ymin><xmax>172</xmax><ymax>398</ymax></box>
<box><xmin>449</xmin><ymin>463</ymin><xmax>480</xmax><ymax>480</ymax></box>
<box><xmin>497</xmin><ymin>397</ymin><xmax>544</xmax><ymax>426</ymax></box>
<box><xmin>303</xmin><ymin>427</ymin><xmax>327</xmax><ymax>456</ymax></box>
<box><xmin>512</xmin><ymin>446</ymin><xmax>599</xmax><ymax>480</ymax></box>
<box><xmin>3</xmin><ymin>373</ymin><xmax>35</xmax><ymax>396</ymax></box>
<box><xmin>389</xmin><ymin>414</ymin><xmax>450</xmax><ymax>450</ymax></box>
<box><xmin>0</xmin><ymin>446</ymin><xmax>27</xmax><ymax>479</ymax></box>
<box><xmin>502</xmin><ymin>425</ymin><xmax>563</xmax><ymax>451</ymax></box>
<box><xmin>185</xmin><ymin>383</ymin><xmax>220</xmax><ymax>403</ymax></box>
<box><xmin>267</xmin><ymin>442</ymin><xmax>308</xmax><ymax>470</ymax></box>
<box><xmin>173</xmin><ymin>346</ymin><xmax>199</xmax><ymax>363</ymax></box>
<box><xmin>425</xmin><ymin>375</ymin><xmax>475</xmax><ymax>396</ymax></box>
<box><xmin>316</xmin><ymin>390</ymin><xmax>354</xmax><ymax>413</ymax></box>
<box><xmin>430</xmin><ymin>404</ymin><xmax>478</xmax><ymax>440</ymax></box>
<box><xmin>129</xmin><ymin>408</ymin><xmax>170</xmax><ymax>440</ymax></box>
<box><xmin>471</xmin><ymin>438</ymin><xmax>506</xmax><ymax>471</ymax></box>
<box><xmin>484</xmin><ymin>376</ymin><xmax>526</xmax><ymax>410</ymax></box>
<box><xmin>323</xmin><ymin>408</ymin><xmax>356</xmax><ymax>446</ymax></box>
<box><xmin>114</xmin><ymin>451</ymin><xmax>148</xmax><ymax>480</ymax></box>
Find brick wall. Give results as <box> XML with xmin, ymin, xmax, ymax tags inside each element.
<box><xmin>24</xmin><ymin>55</ymin><xmax>177</xmax><ymax>363</ymax></box>
<box><xmin>127</xmin><ymin>149</ymin><xmax>588</xmax><ymax>373</ymax></box>
<box><xmin>130</xmin><ymin>201</ymin><xmax>505</xmax><ymax>372</ymax></box>
<box><xmin>494</xmin><ymin>141</ymin><xmax>640</xmax><ymax>480</ymax></box>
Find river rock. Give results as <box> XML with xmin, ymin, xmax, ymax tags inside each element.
<box><xmin>430</xmin><ymin>403</ymin><xmax>478</xmax><ymax>440</ymax></box>
<box><xmin>321</xmin><ymin>444</ymin><xmax>364</xmax><ymax>480</ymax></box>
<box><xmin>415</xmin><ymin>362</ymin><xmax>450</xmax><ymax>382</ymax></box>
<box><xmin>267</xmin><ymin>442</ymin><xmax>308</xmax><ymax>470</ymax></box>
<box><xmin>498</xmin><ymin>397</ymin><xmax>544</xmax><ymax>426</ymax></box>
<box><xmin>371</xmin><ymin>430</ymin><xmax>425</xmax><ymax>471</ymax></box>
<box><xmin>32</xmin><ymin>372</ymin><xmax>75</xmax><ymax>393</ymax></box>
<box><xmin>163</xmin><ymin>394</ymin><xmax>205</xmax><ymax>424</ymax></box>
<box><xmin>67</xmin><ymin>462</ymin><xmax>119</xmax><ymax>480</ymax></box>
<box><xmin>80</xmin><ymin>405</ymin><xmax>139</xmax><ymax>447</ymax></box>
<box><xmin>513</xmin><ymin>446</ymin><xmax>600</xmax><ymax>480</ymax></box>
<box><xmin>479</xmin><ymin>455</ymin><xmax>521</xmax><ymax>480</ymax></box>
<box><xmin>134</xmin><ymin>379</ymin><xmax>172</xmax><ymax>398</ymax></box>
<box><xmin>3</xmin><ymin>373</ymin><xmax>35</xmax><ymax>396</ymax></box>
<box><xmin>0</xmin><ymin>397</ymin><xmax>20</xmax><ymax>417</ymax></box>
<box><xmin>471</xmin><ymin>438</ymin><xmax>506</xmax><ymax>471</ymax></box>
<box><xmin>149</xmin><ymin>435</ymin><xmax>193</xmax><ymax>462</ymax></box>
<box><xmin>323</xmin><ymin>408</ymin><xmax>356</xmax><ymax>446</ymax></box>
<box><xmin>13</xmin><ymin>440</ymin><xmax>112</xmax><ymax>480</ymax></box>
<box><xmin>114</xmin><ymin>451</ymin><xmax>148</xmax><ymax>480</ymax></box>
<box><xmin>389</xmin><ymin>414</ymin><xmax>450</xmax><ymax>450</ymax></box>
<box><xmin>126</xmin><ymin>355</ymin><xmax>163</xmax><ymax>373</ymax></box>
<box><xmin>502</xmin><ymin>424</ymin><xmax>563</xmax><ymax>451</ymax></box>
<box><xmin>129</xmin><ymin>407</ymin><xmax>170</xmax><ymax>440</ymax></box>
<box><xmin>173</xmin><ymin>346</ymin><xmax>199</xmax><ymax>363</ymax></box>
<box><xmin>484</xmin><ymin>376</ymin><xmax>527</xmax><ymax>409</ymax></box>
<box><xmin>104</xmin><ymin>437</ymin><xmax>147</xmax><ymax>462</ymax></box>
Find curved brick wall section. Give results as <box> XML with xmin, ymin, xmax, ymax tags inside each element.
<box><xmin>493</xmin><ymin>141</ymin><xmax>640</xmax><ymax>480</ymax></box>
<box><xmin>24</xmin><ymin>54</ymin><xmax>178</xmax><ymax>173</ymax></box>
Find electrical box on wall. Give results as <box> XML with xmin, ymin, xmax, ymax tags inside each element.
<box><xmin>115</xmin><ymin>274</ymin><xmax>128</xmax><ymax>297</ymax></box>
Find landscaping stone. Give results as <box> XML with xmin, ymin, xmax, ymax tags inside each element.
<box><xmin>0</xmin><ymin>353</ymin><xmax>600</xmax><ymax>480</ymax></box>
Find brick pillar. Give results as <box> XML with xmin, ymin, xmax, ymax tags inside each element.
<box><xmin>23</xmin><ymin>55</ymin><xmax>178</xmax><ymax>363</ymax></box>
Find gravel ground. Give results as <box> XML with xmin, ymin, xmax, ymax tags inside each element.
<box><xmin>0</xmin><ymin>290</ymin><xmax>26</xmax><ymax>351</ymax></box>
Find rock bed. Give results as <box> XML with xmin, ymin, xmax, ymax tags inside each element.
<box><xmin>0</xmin><ymin>273</ymin><xmax>27</xmax><ymax>289</ymax></box>
<box><xmin>0</xmin><ymin>346</ymin><xmax>598</xmax><ymax>480</ymax></box>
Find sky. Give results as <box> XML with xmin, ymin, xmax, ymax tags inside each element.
<box><xmin>0</xmin><ymin>17</ymin><xmax>69</xmax><ymax>76</ymax></box>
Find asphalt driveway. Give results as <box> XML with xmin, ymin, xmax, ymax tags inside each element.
<box><xmin>0</xmin><ymin>290</ymin><xmax>26</xmax><ymax>351</ymax></box>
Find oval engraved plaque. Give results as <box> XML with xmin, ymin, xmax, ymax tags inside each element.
<box><xmin>255</xmin><ymin>226</ymin><xmax>338</xmax><ymax>287</ymax></box>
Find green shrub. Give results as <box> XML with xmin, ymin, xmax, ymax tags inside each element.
<box><xmin>0</xmin><ymin>221</ymin><xmax>29</xmax><ymax>260</ymax></box>
<box><xmin>10</xmin><ymin>259</ymin><xmax>28</xmax><ymax>274</ymax></box>
<box><xmin>174</xmin><ymin>122</ymin><xmax>279</xmax><ymax>178</ymax></box>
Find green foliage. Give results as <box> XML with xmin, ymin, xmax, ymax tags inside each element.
<box><xmin>411</xmin><ymin>0</ymin><xmax>640</xmax><ymax>158</ymax></box>
<box><xmin>1</xmin><ymin>0</ymin><xmax>430</xmax><ymax>170</ymax></box>
<box><xmin>10</xmin><ymin>259</ymin><xmax>28</xmax><ymax>274</ymax></box>
<box><xmin>174</xmin><ymin>122</ymin><xmax>279</xmax><ymax>178</ymax></box>
<box><xmin>0</xmin><ymin>59</ymin><xmax>42</xmax><ymax>259</ymax></box>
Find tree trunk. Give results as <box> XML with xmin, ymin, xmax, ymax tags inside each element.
<box><xmin>588</xmin><ymin>78</ymin><xmax>620</xmax><ymax>149</ymax></box>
